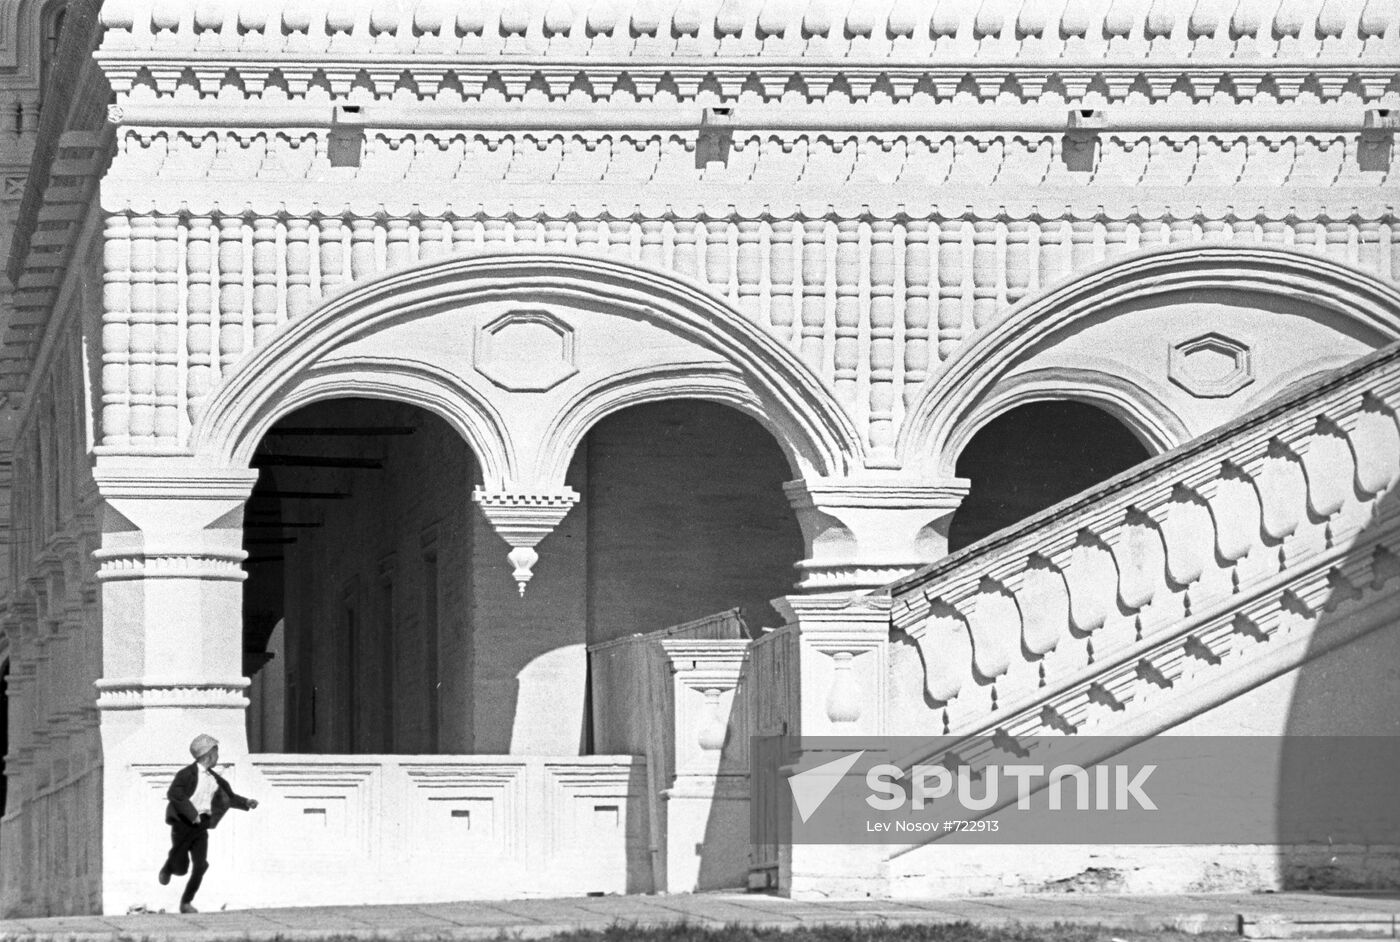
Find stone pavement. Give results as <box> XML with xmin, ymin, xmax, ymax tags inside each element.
<box><xmin>2</xmin><ymin>891</ymin><xmax>1399</xmax><ymax>942</ymax></box>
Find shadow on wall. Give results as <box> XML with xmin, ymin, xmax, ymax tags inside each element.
<box><xmin>1278</xmin><ymin>484</ymin><xmax>1400</xmax><ymax>890</ymax></box>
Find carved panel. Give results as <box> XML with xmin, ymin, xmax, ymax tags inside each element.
<box><xmin>474</xmin><ymin>310</ymin><xmax>578</xmax><ymax>393</ymax></box>
<box><xmin>1169</xmin><ymin>332</ymin><xmax>1254</xmax><ymax>398</ymax></box>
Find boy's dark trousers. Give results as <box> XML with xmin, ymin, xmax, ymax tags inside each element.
<box><xmin>164</xmin><ymin>816</ymin><xmax>210</xmax><ymax>905</ymax></box>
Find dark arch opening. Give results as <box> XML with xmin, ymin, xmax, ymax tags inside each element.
<box><xmin>580</xmin><ymin>399</ymin><xmax>805</xmax><ymax>645</ymax></box>
<box><xmin>948</xmin><ymin>401</ymin><xmax>1151</xmax><ymax>553</ymax></box>
<box><xmin>243</xmin><ymin>398</ymin><xmax>476</xmax><ymax>756</ymax></box>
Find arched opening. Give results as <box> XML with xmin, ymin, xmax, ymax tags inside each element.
<box><xmin>579</xmin><ymin>399</ymin><xmax>804</xmax><ymax>645</ymax></box>
<box><xmin>243</xmin><ymin>397</ymin><xmax>477</xmax><ymax>756</ymax></box>
<box><xmin>947</xmin><ymin>401</ymin><xmax>1151</xmax><ymax>553</ymax></box>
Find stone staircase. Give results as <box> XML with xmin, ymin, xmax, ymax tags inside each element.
<box><xmin>889</xmin><ymin>342</ymin><xmax>1400</xmax><ymax>744</ymax></box>
<box><xmin>873</xmin><ymin>342</ymin><xmax>1400</xmax><ymax>893</ymax></box>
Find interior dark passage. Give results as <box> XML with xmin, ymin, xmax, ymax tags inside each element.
<box><xmin>242</xmin><ymin>398</ymin><xmax>475</xmax><ymax>756</ymax></box>
<box><xmin>582</xmin><ymin>399</ymin><xmax>805</xmax><ymax>644</ymax></box>
<box><xmin>948</xmin><ymin>401</ymin><xmax>1151</xmax><ymax>553</ymax></box>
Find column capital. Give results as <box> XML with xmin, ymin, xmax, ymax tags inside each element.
<box><xmin>783</xmin><ymin>476</ymin><xmax>970</xmax><ymax>593</ymax></box>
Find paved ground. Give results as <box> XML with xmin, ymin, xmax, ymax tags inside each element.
<box><xmin>2</xmin><ymin>892</ymin><xmax>1398</xmax><ymax>942</ymax></box>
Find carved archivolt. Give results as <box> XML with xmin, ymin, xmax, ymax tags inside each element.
<box><xmin>188</xmin><ymin>251</ymin><xmax>862</xmax><ymax>484</ymax></box>
<box><xmin>903</xmin><ymin>245</ymin><xmax>1400</xmax><ymax>476</ymax></box>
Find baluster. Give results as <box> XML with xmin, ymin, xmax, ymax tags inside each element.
<box><xmin>483</xmin><ymin>217</ymin><xmax>510</xmax><ymax>251</ymax></box>
<box><xmin>1293</xmin><ymin>220</ymin><xmax>1321</xmax><ymax>253</ymax></box>
<box><xmin>705</xmin><ymin>219</ymin><xmax>731</xmax><ymax>297</ymax></box>
<box><xmin>671</xmin><ymin>219</ymin><xmax>699</xmax><ymax>276</ymax></box>
<box><xmin>1358</xmin><ymin>221</ymin><xmax>1381</xmax><ymax>274</ymax></box>
<box><xmin>218</xmin><ymin>216</ymin><xmax>246</xmax><ymax>372</ymax></box>
<box><xmin>1037</xmin><ymin>217</ymin><xmax>1067</xmax><ymax>287</ymax></box>
<box><xmin>903</xmin><ymin>219</ymin><xmax>932</xmax><ymax>403</ymax></box>
<box><xmin>937</xmin><ymin>219</ymin><xmax>966</xmax><ymax>360</ymax></box>
<box><xmin>126</xmin><ymin>216</ymin><xmax>158</xmax><ymax>443</ymax></box>
<box><xmin>833</xmin><ymin>218</ymin><xmax>861</xmax><ymax>408</ymax></box>
<box><xmin>869</xmin><ymin>219</ymin><xmax>897</xmax><ymax>451</ymax></box>
<box><xmin>318</xmin><ymin>217</ymin><xmax>346</xmax><ymax>296</ymax></box>
<box><xmin>971</xmin><ymin>220</ymin><xmax>999</xmax><ymax>328</ymax></box>
<box><xmin>451</xmin><ymin>217</ymin><xmax>480</xmax><ymax>254</ymax></box>
<box><xmin>1232</xmin><ymin>217</ymin><xmax>1257</xmax><ymax>244</ymax></box>
<box><xmin>350</xmin><ymin>219</ymin><xmax>379</xmax><ymax>282</ymax></box>
<box><xmin>736</xmin><ymin>220</ymin><xmax>763</xmax><ymax>321</ymax></box>
<box><xmin>768</xmin><ymin>219</ymin><xmax>796</xmax><ymax>339</ymax></box>
<box><xmin>101</xmin><ymin>215</ymin><xmax>133</xmax><ymax>444</ymax></box>
<box><xmin>1139</xmin><ymin>218</ymin><xmax>1167</xmax><ymax>250</ymax></box>
<box><xmin>1168</xmin><ymin>218</ymin><xmax>1195</xmax><ymax>244</ymax></box>
<box><xmin>544</xmin><ymin>218</ymin><xmax>571</xmax><ymax>249</ymax></box>
<box><xmin>800</xmin><ymin>218</ymin><xmax>828</xmax><ymax>372</ymax></box>
<box><xmin>250</xmin><ymin>218</ymin><xmax>280</xmax><ymax>346</ymax></box>
<box><xmin>385</xmin><ymin>218</ymin><xmax>413</xmax><ymax>269</ymax></box>
<box><xmin>576</xmin><ymin>218</ymin><xmax>606</xmax><ymax>255</ymax></box>
<box><xmin>1324</xmin><ymin>220</ymin><xmax>1351</xmax><ymax>263</ymax></box>
<box><xmin>1201</xmin><ymin>218</ymin><xmax>1228</xmax><ymax>242</ymax></box>
<box><xmin>639</xmin><ymin>219</ymin><xmax>665</xmax><ymax>268</ymax></box>
<box><xmin>1069</xmin><ymin>218</ymin><xmax>1098</xmax><ymax>269</ymax></box>
<box><xmin>419</xmin><ymin>218</ymin><xmax>448</xmax><ymax>261</ymax></box>
<box><xmin>185</xmin><ymin>215</ymin><xmax>215</xmax><ymax>421</ymax></box>
<box><xmin>1104</xmin><ymin>219</ymin><xmax>1130</xmax><ymax>257</ymax></box>
<box><xmin>513</xmin><ymin>217</ymin><xmax>539</xmax><ymax>248</ymax></box>
<box><xmin>1261</xmin><ymin>220</ymin><xmax>1287</xmax><ymax>245</ymax></box>
<box><xmin>285</xmin><ymin>217</ymin><xmax>313</xmax><ymax>319</ymax></box>
<box><xmin>153</xmin><ymin>217</ymin><xmax>181</xmax><ymax>441</ymax></box>
<box><xmin>1005</xmin><ymin>220</ymin><xmax>1032</xmax><ymax>303</ymax></box>
<box><xmin>608</xmin><ymin>217</ymin><xmax>634</xmax><ymax>261</ymax></box>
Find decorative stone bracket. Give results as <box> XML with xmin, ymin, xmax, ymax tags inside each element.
<box><xmin>784</xmin><ymin>478</ymin><xmax>970</xmax><ymax>593</ymax></box>
<box><xmin>473</xmin><ymin>488</ymin><xmax>581</xmax><ymax>595</ymax></box>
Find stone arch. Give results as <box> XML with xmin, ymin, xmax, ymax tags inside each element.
<box><xmin>191</xmin><ymin>252</ymin><xmax>861</xmax><ymax>488</ymax></box>
<box><xmin>901</xmin><ymin>246</ymin><xmax>1400</xmax><ymax>477</ymax></box>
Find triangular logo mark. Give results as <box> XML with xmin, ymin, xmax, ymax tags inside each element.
<box><xmin>787</xmin><ymin>750</ymin><xmax>865</xmax><ymax>823</ymax></box>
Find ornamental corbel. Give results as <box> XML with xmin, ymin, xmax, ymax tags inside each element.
<box><xmin>473</xmin><ymin>488</ymin><xmax>581</xmax><ymax>596</ymax></box>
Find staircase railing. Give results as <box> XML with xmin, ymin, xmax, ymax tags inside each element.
<box><xmin>887</xmin><ymin>342</ymin><xmax>1400</xmax><ymax>739</ymax></box>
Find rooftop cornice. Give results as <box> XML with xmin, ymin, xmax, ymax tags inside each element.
<box><xmin>96</xmin><ymin>0</ymin><xmax>1398</xmax><ymax>61</ymax></box>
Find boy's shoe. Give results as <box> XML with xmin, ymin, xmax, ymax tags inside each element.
<box><xmin>180</xmin><ymin>903</ymin><xmax>198</xmax><ymax>914</ymax></box>
<box><xmin>158</xmin><ymin>865</ymin><xmax>170</xmax><ymax>886</ymax></box>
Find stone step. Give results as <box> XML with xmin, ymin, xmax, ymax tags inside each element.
<box><xmin>1242</xmin><ymin>913</ymin><xmax>1399</xmax><ymax>939</ymax></box>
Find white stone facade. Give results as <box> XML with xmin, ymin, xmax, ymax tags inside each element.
<box><xmin>0</xmin><ymin>0</ymin><xmax>1398</xmax><ymax>917</ymax></box>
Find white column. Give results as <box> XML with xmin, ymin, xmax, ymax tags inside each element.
<box><xmin>92</xmin><ymin>461</ymin><xmax>257</xmax><ymax>915</ymax></box>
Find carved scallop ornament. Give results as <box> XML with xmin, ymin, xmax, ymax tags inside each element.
<box><xmin>474</xmin><ymin>310</ymin><xmax>579</xmax><ymax>392</ymax></box>
<box><xmin>1168</xmin><ymin>332</ymin><xmax>1254</xmax><ymax>399</ymax></box>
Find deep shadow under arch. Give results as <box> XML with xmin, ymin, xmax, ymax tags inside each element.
<box><xmin>948</xmin><ymin>401</ymin><xmax>1151</xmax><ymax>553</ymax></box>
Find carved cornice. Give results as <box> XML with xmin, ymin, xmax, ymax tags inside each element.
<box><xmin>92</xmin><ymin>549</ymin><xmax>249</xmax><ymax>582</ymax></box>
<box><xmin>95</xmin><ymin>679</ymin><xmax>250</xmax><ymax>711</ymax></box>
<box><xmin>95</xmin><ymin>0</ymin><xmax>1398</xmax><ymax>106</ymax></box>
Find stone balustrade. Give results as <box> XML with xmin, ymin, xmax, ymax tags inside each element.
<box><xmin>96</xmin><ymin>0</ymin><xmax>1397</xmax><ymax>106</ymax></box>
<box><xmin>888</xmin><ymin>342</ymin><xmax>1400</xmax><ymax>740</ymax></box>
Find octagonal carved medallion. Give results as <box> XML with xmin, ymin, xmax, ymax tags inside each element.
<box><xmin>1168</xmin><ymin>333</ymin><xmax>1254</xmax><ymax>399</ymax></box>
<box><xmin>474</xmin><ymin>310</ymin><xmax>578</xmax><ymax>392</ymax></box>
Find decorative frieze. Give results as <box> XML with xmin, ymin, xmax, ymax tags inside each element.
<box><xmin>97</xmin><ymin>208</ymin><xmax>1400</xmax><ymax>452</ymax></box>
<box><xmin>96</xmin><ymin>0</ymin><xmax>1397</xmax><ymax>105</ymax></box>
<box><xmin>101</xmin><ymin>129</ymin><xmax>1398</xmax><ymax>205</ymax></box>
